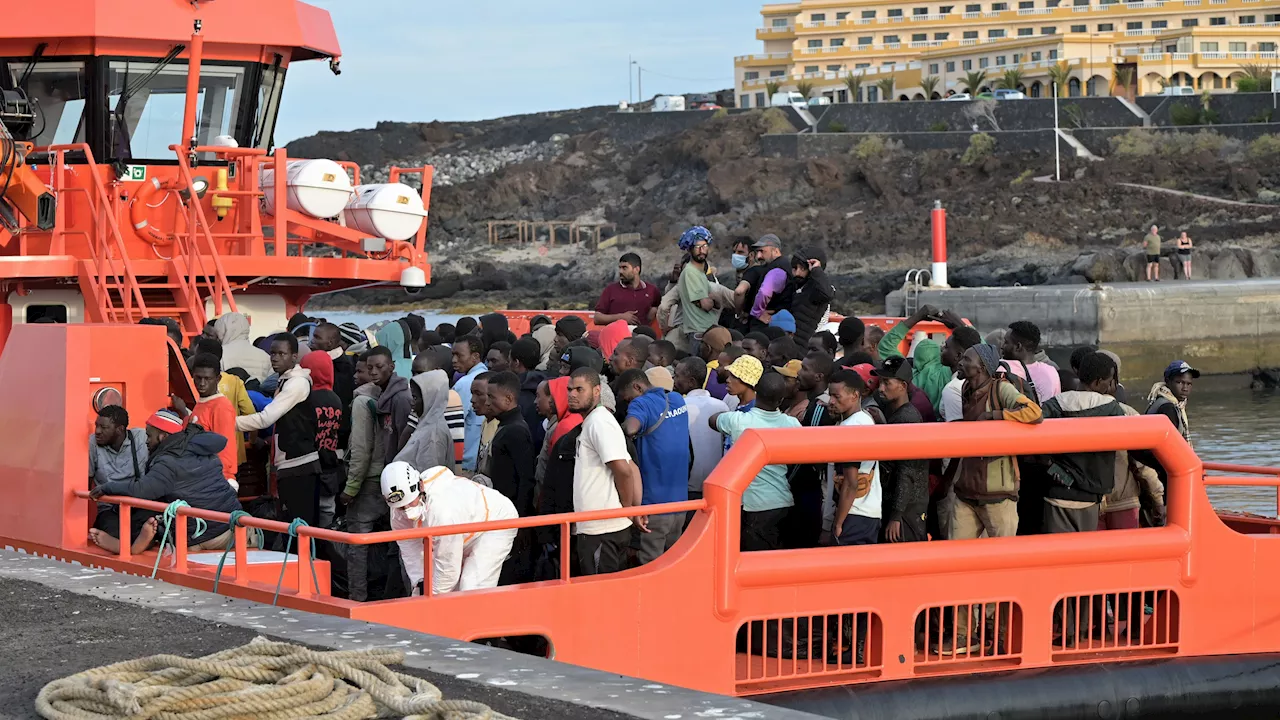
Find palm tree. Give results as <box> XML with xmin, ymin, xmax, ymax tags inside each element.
<box><xmin>962</xmin><ymin>70</ymin><xmax>988</xmax><ymax>94</ymax></box>
<box><xmin>999</xmin><ymin>67</ymin><xmax>1026</xmax><ymax>91</ymax></box>
<box><xmin>876</xmin><ymin>76</ymin><xmax>896</xmax><ymax>102</ymax></box>
<box><xmin>1047</xmin><ymin>61</ymin><xmax>1075</xmax><ymax>95</ymax></box>
<box><xmin>796</xmin><ymin>79</ymin><xmax>816</xmax><ymax>99</ymax></box>
<box><xmin>765</xmin><ymin>80</ymin><xmax>781</xmax><ymax>98</ymax></box>
<box><xmin>1111</xmin><ymin>66</ymin><xmax>1136</xmax><ymax>98</ymax></box>
<box><xmin>843</xmin><ymin>73</ymin><xmax>865</xmax><ymax>102</ymax></box>
<box><xmin>920</xmin><ymin>75</ymin><xmax>941</xmax><ymax>98</ymax></box>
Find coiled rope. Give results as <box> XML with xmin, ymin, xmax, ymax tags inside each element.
<box><xmin>35</xmin><ymin>637</ymin><xmax>511</xmax><ymax>720</ymax></box>
<box><xmin>153</xmin><ymin>501</ymin><xmax>205</xmax><ymax>580</ymax></box>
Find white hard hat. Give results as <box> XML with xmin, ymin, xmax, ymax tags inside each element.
<box><xmin>380</xmin><ymin>461</ymin><xmax>420</xmax><ymax>509</ymax></box>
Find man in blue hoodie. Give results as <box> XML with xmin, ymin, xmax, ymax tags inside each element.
<box><xmin>89</xmin><ymin>409</ymin><xmax>242</xmax><ymax>554</ymax></box>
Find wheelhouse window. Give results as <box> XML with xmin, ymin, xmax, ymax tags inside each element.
<box><xmin>105</xmin><ymin>59</ymin><xmax>247</xmax><ymax>161</ymax></box>
<box><xmin>3</xmin><ymin>60</ymin><xmax>88</xmax><ymax>146</ymax></box>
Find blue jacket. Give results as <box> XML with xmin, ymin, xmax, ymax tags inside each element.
<box><xmin>101</xmin><ymin>426</ymin><xmax>242</xmax><ymax>544</ymax></box>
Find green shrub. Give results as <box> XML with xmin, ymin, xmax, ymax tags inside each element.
<box><xmin>961</xmin><ymin>133</ymin><xmax>996</xmax><ymax>166</ymax></box>
<box><xmin>1170</xmin><ymin>102</ymin><xmax>1202</xmax><ymax>126</ymax></box>
<box><xmin>1010</xmin><ymin>169</ymin><xmax>1035</xmax><ymax>186</ymax></box>
<box><xmin>1249</xmin><ymin>134</ymin><xmax>1280</xmax><ymax>157</ymax></box>
<box><xmin>1110</xmin><ymin>128</ymin><xmax>1158</xmax><ymax>156</ymax></box>
<box><xmin>1236</xmin><ymin>77</ymin><xmax>1262</xmax><ymax>93</ymax></box>
<box><xmin>1247</xmin><ymin>109</ymin><xmax>1274</xmax><ymax>123</ymax></box>
<box><xmin>929</xmin><ymin>121</ymin><xmax>949</xmax><ymax>132</ymax></box>
<box><xmin>1062</xmin><ymin>103</ymin><xmax>1086</xmax><ymax>129</ymax></box>
<box><xmin>853</xmin><ymin>134</ymin><xmax>887</xmax><ymax>159</ymax></box>
<box><xmin>828</xmin><ymin>121</ymin><xmax>847</xmax><ymax>133</ymax></box>
<box><xmin>712</xmin><ymin>107</ymin><xmax>729</xmax><ymax>119</ymax></box>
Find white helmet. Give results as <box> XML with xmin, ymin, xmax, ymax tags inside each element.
<box><xmin>381</xmin><ymin>461</ymin><xmax>420</xmax><ymax>509</ymax></box>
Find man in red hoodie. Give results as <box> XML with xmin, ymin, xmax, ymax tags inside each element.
<box><xmin>185</xmin><ymin>354</ymin><xmax>239</xmax><ymax>491</ymax></box>
<box><xmin>300</xmin><ymin>351</ymin><xmax>344</xmax><ymax>528</ymax></box>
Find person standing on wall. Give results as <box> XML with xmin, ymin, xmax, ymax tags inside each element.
<box><xmin>1143</xmin><ymin>225</ymin><xmax>1162</xmax><ymax>282</ymax></box>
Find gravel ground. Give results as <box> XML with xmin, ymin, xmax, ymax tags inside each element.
<box><xmin>0</xmin><ymin>576</ymin><xmax>631</xmax><ymax>720</ymax></box>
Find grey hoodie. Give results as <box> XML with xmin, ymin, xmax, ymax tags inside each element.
<box><xmin>214</xmin><ymin>312</ymin><xmax>272</xmax><ymax>383</ymax></box>
<box><xmin>344</xmin><ymin>382</ymin><xmax>385</xmax><ymax>496</ymax></box>
<box><xmin>394</xmin><ymin>370</ymin><xmax>455</xmax><ymax>473</ymax></box>
<box><xmin>376</xmin><ymin>374</ymin><xmax>413</xmax><ymax>465</ymax></box>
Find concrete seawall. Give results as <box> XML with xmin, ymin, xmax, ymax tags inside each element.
<box><xmin>886</xmin><ymin>279</ymin><xmax>1280</xmax><ymax>381</ymax></box>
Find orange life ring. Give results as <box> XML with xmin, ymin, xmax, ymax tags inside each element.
<box><xmin>129</xmin><ymin>177</ymin><xmax>175</xmax><ymax>247</ymax></box>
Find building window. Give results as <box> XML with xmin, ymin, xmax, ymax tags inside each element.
<box><xmin>862</xmin><ymin>9</ymin><xmax>877</xmax><ymax>17</ymax></box>
<box><xmin>914</xmin><ymin>7</ymin><xmax>930</xmax><ymax>14</ymax></box>
<box><xmin>740</xmin><ymin>95</ymin><xmax>750</xmax><ymax>108</ymax></box>
<box><xmin>827</xmin><ymin>64</ymin><xmax>844</xmax><ymax>71</ymax></box>
<box><xmin>1098</xmin><ymin>22</ymin><xmax>1114</xmax><ymax>30</ymax></box>
<box><xmin>889</xmin><ymin>8</ymin><xmax>904</xmax><ymax>16</ymax></box>
<box><xmin>831</xmin><ymin>38</ymin><xmax>846</xmax><ymax>45</ymax></box>
<box><xmin>996</xmin><ymin>55</ymin><xmax>1007</xmax><ymax>65</ymax></box>
<box><xmin>964</xmin><ymin>30</ymin><xmax>979</xmax><ymax>38</ymax></box>
<box><xmin>1261</xmin><ymin>42</ymin><xmax>1278</xmax><ymax>51</ymax></box>
<box><xmin>1229</xmin><ymin>41</ymin><xmax>1246</xmax><ymax>51</ymax></box>
<box><xmin>1042</xmin><ymin>26</ymin><xmax>1057</xmax><ymax>33</ymax></box>
<box><xmin>966</xmin><ymin>3</ymin><xmax>981</xmax><ymax>10</ymax></box>
<box><xmin>770</xmin><ymin>70</ymin><xmax>786</xmax><ymax>76</ymax></box>
<box><xmin>1049</xmin><ymin>48</ymin><xmax>1059</xmax><ymax>58</ymax></box>
<box><xmin>1126</xmin><ymin>21</ymin><xmax>1142</xmax><ymax>29</ymax></box>
<box><xmin>1152</xmin><ymin>20</ymin><xmax>1167</xmax><ymax>28</ymax></box>
<box><xmin>927</xmin><ymin>63</ymin><xmax>938</xmax><ymax>73</ymax></box>
<box><xmin>744</xmin><ymin>71</ymin><xmax>760</xmax><ymax>80</ymax></box>
<box><xmin>935</xmin><ymin>31</ymin><xmax>951</xmax><ymax>39</ymax></box>
<box><xmin>1267</xmin><ymin>13</ymin><xmax>1280</xmax><ymax>22</ymax></box>
<box><xmin>944</xmin><ymin>61</ymin><xmax>955</xmax><ymax>71</ymax></box>
<box><xmin>867</xmin><ymin>86</ymin><xmax>879</xmax><ymax>102</ymax></box>
<box><xmin>1071</xmin><ymin>24</ymin><xmax>1086</xmax><ymax>32</ymax></box>
<box><xmin>885</xmin><ymin>34</ymin><xmax>901</xmax><ymax>42</ymax></box>
<box><xmin>837</xmin><ymin>11</ymin><xmax>850</xmax><ymax>19</ymax></box>
<box><xmin>979</xmin><ymin>57</ymin><xmax>990</xmax><ymax>67</ymax></box>
<box><xmin>811</xmin><ymin>13</ymin><xmax>827</xmax><ymax>21</ymax></box>
<box><xmin>771</xmin><ymin>18</ymin><xmax>790</xmax><ymax>27</ymax></box>
<box><xmin>1047</xmin><ymin>0</ymin><xmax>1061</xmax><ymax>6</ymax></box>
<box><xmin>856</xmin><ymin>62</ymin><xmax>872</xmax><ymax>67</ymax></box>
<box><xmin>963</xmin><ymin>59</ymin><xmax>974</xmax><ymax>69</ymax></box>
<box><xmin>1181</xmin><ymin>18</ymin><xmax>1197</xmax><ymax>26</ymax></box>
<box><xmin>989</xmin><ymin>28</ymin><xmax>1007</xmax><ymax>37</ymax></box>
<box><xmin>1239</xmin><ymin>15</ymin><xmax>1255</xmax><ymax>23</ymax></box>
<box><xmin>859</xmin><ymin>36</ymin><xmax>873</xmax><ymax>44</ymax></box>
<box><xmin>913</xmin><ymin>32</ymin><xmax>928</xmax><ymax>41</ymax></box>
<box><xmin>1209</xmin><ymin>16</ymin><xmax>1226</xmax><ymax>25</ymax></box>
<box><xmin>940</xmin><ymin>5</ymin><xmax>955</xmax><ymax>12</ymax></box>
<box><xmin>1074</xmin><ymin>0</ymin><xmax>1089</xmax><ymax>5</ymax></box>
<box><xmin>992</xmin><ymin>2</ymin><xmax>1009</xmax><ymax>9</ymax></box>
<box><xmin>804</xmin><ymin>65</ymin><xmax>820</xmax><ymax>72</ymax></box>
<box><xmin>1032</xmin><ymin>51</ymin><xmax>1042</xmax><ymax>60</ymax></box>
<box><xmin>1199</xmin><ymin>41</ymin><xmax>1218</xmax><ymax>51</ymax></box>
<box><xmin>808</xmin><ymin>39</ymin><xmax>823</xmax><ymax>47</ymax></box>
<box><xmin>1013</xmin><ymin>52</ymin><xmax>1022</xmax><ymax>62</ymax></box>
<box><xmin>1019</xmin><ymin>27</ymin><xmax>1034</xmax><ymax>35</ymax></box>
<box><xmin>1019</xmin><ymin>0</ymin><xmax>1034</xmax><ymax>7</ymax></box>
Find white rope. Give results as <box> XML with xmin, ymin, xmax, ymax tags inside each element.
<box><xmin>35</xmin><ymin>637</ymin><xmax>515</xmax><ymax>720</ymax></box>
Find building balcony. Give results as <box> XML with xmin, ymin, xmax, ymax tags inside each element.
<box><xmin>735</xmin><ymin>51</ymin><xmax>794</xmax><ymax>66</ymax></box>
<box><xmin>757</xmin><ymin>25</ymin><xmax>796</xmax><ymax>40</ymax></box>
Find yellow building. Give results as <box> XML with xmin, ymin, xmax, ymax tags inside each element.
<box><xmin>734</xmin><ymin>0</ymin><xmax>1279</xmax><ymax>104</ymax></box>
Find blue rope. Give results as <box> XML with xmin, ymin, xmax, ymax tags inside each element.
<box><xmin>151</xmin><ymin>501</ymin><xmax>205</xmax><ymax>579</ymax></box>
<box><xmin>272</xmin><ymin>518</ymin><xmax>320</xmax><ymax>605</ymax></box>
<box><xmin>212</xmin><ymin>510</ymin><xmax>253</xmax><ymax>594</ymax></box>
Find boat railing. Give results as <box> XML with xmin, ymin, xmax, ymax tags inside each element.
<box><xmin>170</xmin><ymin>144</ymin><xmax>239</xmax><ymax>321</ymax></box>
<box><xmin>1203</xmin><ymin>461</ymin><xmax>1280</xmax><ymax>517</ymax></box>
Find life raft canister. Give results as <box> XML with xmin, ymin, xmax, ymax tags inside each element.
<box><xmin>130</xmin><ymin>177</ymin><xmax>175</xmax><ymax>247</ymax></box>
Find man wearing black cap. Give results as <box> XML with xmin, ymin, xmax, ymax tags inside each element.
<box><xmin>788</xmin><ymin>247</ymin><xmax>834</xmax><ymax>346</ymax></box>
<box><xmin>1131</xmin><ymin>359</ymin><xmax>1197</xmax><ymax>520</ymax></box>
<box><xmin>736</xmin><ymin>234</ymin><xmax>792</xmax><ymax>333</ymax></box>
<box><xmin>554</xmin><ymin>316</ymin><xmax>588</xmax><ymax>355</ymax></box>
<box><xmin>872</xmin><ymin>357</ymin><xmax>929</xmax><ymax>543</ymax></box>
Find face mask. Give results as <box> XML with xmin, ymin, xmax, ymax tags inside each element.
<box><xmin>731</xmin><ymin>253</ymin><xmax>749</xmax><ymax>270</ymax></box>
<box><xmin>403</xmin><ymin>503</ymin><xmax>425</xmax><ymax>521</ymax></box>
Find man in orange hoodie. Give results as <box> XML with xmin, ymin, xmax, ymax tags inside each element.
<box><xmin>184</xmin><ymin>353</ymin><xmax>240</xmax><ymax>491</ymax></box>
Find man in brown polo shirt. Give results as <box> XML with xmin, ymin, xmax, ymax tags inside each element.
<box><xmin>594</xmin><ymin>252</ymin><xmax>660</xmax><ymax>327</ymax></box>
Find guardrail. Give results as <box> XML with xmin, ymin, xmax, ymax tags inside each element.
<box><xmin>1203</xmin><ymin>461</ymin><xmax>1280</xmax><ymax>517</ymax></box>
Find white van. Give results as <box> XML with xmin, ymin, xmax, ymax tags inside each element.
<box><xmin>808</xmin><ymin>96</ymin><xmax>832</xmax><ymax>106</ymax></box>
<box><xmin>653</xmin><ymin>95</ymin><xmax>686</xmax><ymax>112</ymax></box>
<box><xmin>771</xmin><ymin>91</ymin><xmax>808</xmax><ymax>108</ymax></box>
<box><xmin>1158</xmin><ymin>86</ymin><xmax>1196</xmax><ymax>96</ymax></box>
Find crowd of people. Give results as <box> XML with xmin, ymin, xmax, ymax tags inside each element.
<box><xmin>85</xmin><ymin>228</ymin><xmax>1199</xmax><ymax>606</ymax></box>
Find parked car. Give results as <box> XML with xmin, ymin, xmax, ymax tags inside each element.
<box><xmin>1157</xmin><ymin>85</ymin><xmax>1196</xmax><ymax>96</ymax></box>
<box><xmin>943</xmin><ymin>93</ymin><xmax>972</xmax><ymax>101</ymax></box>
<box><xmin>770</xmin><ymin>91</ymin><xmax>808</xmax><ymax>108</ymax></box>
<box><xmin>690</xmin><ymin>102</ymin><xmax>722</xmax><ymax>111</ymax></box>
<box><xmin>652</xmin><ymin>95</ymin><xmax>686</xmax><ymax>112</ymax></box>
<box><xmin>992</xmin><ymin>89</ymin><xmax>1026</xmax><ymax>100</ymax></box>
<box><xmin>808</xmin><ymin>96</ymin><xmax>832</xmax><ymax>106</ymax></box>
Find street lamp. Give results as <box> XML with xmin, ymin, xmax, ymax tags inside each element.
<box><xmin>629</xmin><ymin>57</ymin><xmax>638</xmax><ymax>103</ymax></box>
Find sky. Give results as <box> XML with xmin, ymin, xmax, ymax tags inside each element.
<box><xmin>275</xmin><ymin>0</ymin><xmax>760</xmax><ymax>143</ymax></box>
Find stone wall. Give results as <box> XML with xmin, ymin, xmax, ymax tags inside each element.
<box><xmin>1136</xmin><ymin>91</ymin><xmax>1279</xmax><ymax>126</ymax></box>
<box><xmin>814</xmin><ymin>97</ymin><xmax>1142</xmax><ymax>133</ymax></box>
<box><xmin>1073</xmin><ymin>123</ymin><xmax>1280</xmax><ymax>156</ymax></box>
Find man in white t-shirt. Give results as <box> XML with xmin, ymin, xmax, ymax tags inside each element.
<box><xmin>825</xmin><ymin>369</ymin><xmax>881</xmax><ymax>545</ymax></box>
<box><xmin>567</xmin><ymin>367</ymin><xmax>644</xmax><ymax>575</ymax></box>
<box><xmin>674</xmin><ymin>357</ymin><xmax>729</xmax><ymax>503</ymax></box>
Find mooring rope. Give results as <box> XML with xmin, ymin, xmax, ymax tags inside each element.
<box><xmin>35</xmin><ymin>637</ymin><xmax>511</xmax><ymax>720</ymax></box>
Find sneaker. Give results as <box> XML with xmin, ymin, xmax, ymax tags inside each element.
<box><xmin>937</xmin><ymin>642</ymin><xmax>981</xmax><ymax>656</ymax></box>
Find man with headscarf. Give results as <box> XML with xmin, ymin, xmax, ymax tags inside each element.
<box><xmin>676</xmin><ymin>227</ymin><xmax>721</xmax><ymax>357</ymax></box>
<box><xmin>395</xmin><ymin>369</ymin><xmax>455</xmax><ymax>473</ymax></box>
<box><xmin>375</xmin><ymin>320</ymin><xmax>415</xmax><ymax>378</ymax></box>
<box><xmin>214</xmin><ymin>312</ymin><xmax>272</xmax><ymax>383</ymax></box>
<box><xmin>300</xmin><ymin>351</ymin><xmax>343</xmax><ymax>528</ymax></box>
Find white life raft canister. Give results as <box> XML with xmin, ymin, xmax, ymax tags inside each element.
<box><xmin>342</xmin><ymin>183</ymin><xmax>428</xmax><ymax>241</ymax></box>
<box><xmin>260</xmin><ymin>158</ymin><xmax>354</xmax><ymax>219</ymax></box>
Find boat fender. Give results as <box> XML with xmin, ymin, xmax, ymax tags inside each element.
<box><xmin>129</xmin><ymin>177</ymin><xmax>175</xmax><ymax>246</ymax></box>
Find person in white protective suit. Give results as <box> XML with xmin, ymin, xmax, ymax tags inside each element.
<box><xmin>380</xmin><ymin>461</ymin><xmax>518</xmax><ymax>595</ymax></box>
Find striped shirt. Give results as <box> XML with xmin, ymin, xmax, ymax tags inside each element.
<box><xmin>447</xmin><ymin>389</ymin><xmax>465</xmax><ymax>462</ymax></box>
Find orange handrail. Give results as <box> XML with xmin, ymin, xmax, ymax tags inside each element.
<box><xmin>1203</xmin><ymin>461</ymin><xmax>1280</xmax><ymax>516</ymax></box>
<box><xmin>171</xmin><ymin>145</ymin><xmax>239</xmax><ymax>322</ymax></box>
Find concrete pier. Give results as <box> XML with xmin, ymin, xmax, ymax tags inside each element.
<box><xmin>885</xmin><ymin>278</ymin><xmax>1280</xmax><ymax>381</ymax></box>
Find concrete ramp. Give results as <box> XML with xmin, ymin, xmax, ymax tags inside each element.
<box><xmin>1056</xmin><ymin>129</ymin><xmax>1100</xmax><ymax>161</ymax></box>
<box><xmin>1116</xmin><ymin>96</ymin><xmax>1152</xmax><ymax>128</ymax></box>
